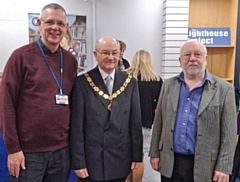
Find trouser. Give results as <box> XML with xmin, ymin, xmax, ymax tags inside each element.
<box><xmin>161</xmin><ymin>153</ymin><xmax>194</xmax><ymax>182</ymax></box>
<box><xmin>10</xmin><ymin>147</ymin><xmax>70</xmax><ymax>182</ymax></box>
<box><xmin>230</xmin><ymin>136</ymin><xmax>240</xmax><ymax>182</ymax></box>
<box><xmin>77</xmin><ymin>177</ymin><xmax>126</xmax><ymax>182</ymax></box>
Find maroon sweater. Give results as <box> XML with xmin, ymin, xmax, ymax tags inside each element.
<box><xmin>0</xmin><ymin>41</ymin><xmax>78</xmax><ymax>154</ymax></box>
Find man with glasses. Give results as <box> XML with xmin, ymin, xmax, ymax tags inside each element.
<box><xmin>149</xmin><ymin>40</ymin><xmax>236</xmax><ymax>182</ymax></box>
<box><xmin>70</xmin><ymin>36</ymin><xmax>143</xmax><ymax>182</ymax></box>
<box><xmin>0</xmin><ymin>3</ymin><xmax>77</xmax><ymax>181</ymax></box>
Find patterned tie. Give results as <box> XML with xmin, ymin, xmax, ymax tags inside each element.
<box><xmin>105</xmin><ymin>75</ymin><xmax>112</xmax><ymax>95</ymax></box>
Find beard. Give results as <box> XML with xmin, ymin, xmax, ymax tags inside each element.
<box><xmin>183</xmin><ymin>65</ymin><xmax>205</xmax><ymax>77</ymax></box>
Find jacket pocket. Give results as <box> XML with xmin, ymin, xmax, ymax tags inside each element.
<box><xmin>158</xmin><ymin>140</ymin><xmax>163</xmax><ymax>151</ymax></box>
<box><xmin>211</xmin><ymin>150</ymin><xmax>218</xmax><ymax>161</ymax></box>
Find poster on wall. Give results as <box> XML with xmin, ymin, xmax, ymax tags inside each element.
<box><xmin>28</xmin><ymin>13</ymin><xmax>87</xmax><ymax>72</ymax></box>
<box><xmin>188</xmin><ymin>27</ymin><xmax>231</xmax><ymax>46</ymax></box>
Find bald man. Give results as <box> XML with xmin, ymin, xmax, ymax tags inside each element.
<box><xmin>70</xmin><ymin>36</ymin><xmax>143</xmax><ymax>182</ymax></box>
<box><xmin>149</xmin><ymin>40</ymin><xmax>237</xmax><ymax>182</ymax></box>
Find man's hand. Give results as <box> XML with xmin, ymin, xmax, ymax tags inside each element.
<box><xmin>213</xmin><ymin>170</ymin><xmax>229</xmax><ymax>182</ymax></box>
<box><xmin>150</xmin><ymin>157</ymin><xmax>161</xmax><ymax>171</ymax></box>
<box><xmin>74</xmin><ymin>168</ymin><xmax>89</xmax><ymax>178</ymax></box>
<box><xmin>8</xmin><ymin>151</ymin><xmax>26</xmax><ymax>178</ymax></box>
<box><xmin>131</xmin><ymin>162</ymin><xmax>141</xmax><ymax>169</ymax></box>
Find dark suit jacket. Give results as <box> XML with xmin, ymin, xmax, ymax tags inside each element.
<box><xmin>70</xmin><ymin>66</ymin><xmax>143</xmax><ymax>181</ymax></box>
<box><xmin>118</xmin><ymin>58</ymin><xmax>130</xmax><ymax>70</ymax></box>
<box><xmin>149</xmin><ymin>73</ymin><xmax>237</xmax><ymax>182</ymax></box>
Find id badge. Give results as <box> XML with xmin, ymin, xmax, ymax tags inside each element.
<box><xmin>56</xmin><ymin>94</ymin><xmax>69</xmax><ymax>105</ymax></box>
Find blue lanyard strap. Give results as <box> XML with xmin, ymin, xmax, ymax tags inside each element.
<box><xmin>37</xmin><ymin>40</ymin><xmax>63</xmax><ymax>94</ymax></box>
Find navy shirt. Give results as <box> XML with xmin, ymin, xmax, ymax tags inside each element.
<box><xmin>174</xmin><ymin>71</ymin><xmax>211</xmax><ymax>155</ymax></box>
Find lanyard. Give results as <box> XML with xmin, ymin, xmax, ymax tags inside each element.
<box><xmin>37</xmin><ymin>40</ymin><xmax>63</xmax><ymax>94</ymax></box>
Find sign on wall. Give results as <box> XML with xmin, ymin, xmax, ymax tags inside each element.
<box><xmin>188</xmin><ymin>27</ymin><xmax>231</xmax><ymax>46</ymax></box>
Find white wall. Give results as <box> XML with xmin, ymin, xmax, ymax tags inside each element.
<box><xmin>95</xmin><ymin>0</ymin><xmax>164</xmax><ymax>75</ymax></box>
<box><xmin>0</xmin><ymin>1</ymin><xmax>163</xmax><ymax>181</ymax></box>
<box><xmin>0</xmin><ymin>0</ymin><xmax>164</xmax><ymax>75</ymax></box>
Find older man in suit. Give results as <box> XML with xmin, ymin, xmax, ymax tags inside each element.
<box><xmin>70</xmin><ymin>36</ymin><xmax>143</xmax><ymax>182</ymax></box>
<box><xmin>149</xmin><ymin>40</ymin><xmax>237</xmax><ymax>182</ymax></box>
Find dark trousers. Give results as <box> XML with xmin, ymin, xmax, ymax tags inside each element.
<box><xmin>77</xmin><ymin>177</ymin><xmax>126</xmax><ymax>182</ymax></box>
<box><xmin>161</xmin><ymin>153</ymin><xmax>194</xmax><ymax>182</ymax></box>
<box><xmin>230</xmin><ymin>135</ymin><xmax>240</xmax><ymax>182</ymax></box>
<box><xmin>10</xmin><ymin>147</ymin><xmax>70</xmax><ymax>182</ymax></box>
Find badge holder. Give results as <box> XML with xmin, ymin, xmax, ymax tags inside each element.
<box><xmin>56</xmin><ymin>94</ymin><xmax>69</xmax><ymax>105</ymax></box>
<box><xmin>56</xmin><ymin>89</ymin><xmax>69</xmax><ymax>105</ymax></box>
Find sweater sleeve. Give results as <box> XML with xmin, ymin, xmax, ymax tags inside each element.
<box><xmin>0</xmin><ymin>49</ymin><xmax>26</xmax><ymax>154</ymax></box>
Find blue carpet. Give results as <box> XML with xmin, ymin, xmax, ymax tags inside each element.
<box><xmin>0</xmin><ymin>131</ymin><xmax>10</xmax><ymax>182</ymax></box>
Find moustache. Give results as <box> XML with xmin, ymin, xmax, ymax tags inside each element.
<box><xmin>188</xmin><ymin>63</ymin><xmax>198</xmax><ymax>66</ymax></box>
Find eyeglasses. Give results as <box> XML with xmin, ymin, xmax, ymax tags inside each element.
<box><xmin>96</xmin><ymin>50</ymin><xmax>119</xmax><ymax>57</ymax></box>
<box><xmin>181</xmin><ymin>51</ymin><xmax>206</xmax><ymax>60</ymax></box>
<box><xmin>40</xmin><ymin>18</ymin><xmax>67</xmax><ymax>28</ymax></box>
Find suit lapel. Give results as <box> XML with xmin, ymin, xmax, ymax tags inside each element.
<box><xmin>170</xmin><ymin>78</ymin><xmax>181</xmax><ymax>113</ymax></box>
<box><xmin>106</xmin><ymin>71</ymin><xmax>126</xmax><ymax>129</ymax></box>
<box><xmin>112</xmin><ymin>70</ymin><xmax>124</xmax><ymax>94</ymax></box>
<box><xmin>88</xmin><ymin>67</ymin><xmax>110</xmax><ymax>110</ymax></box>
<box><xmin>198</xmin><ymin>78</ymin><xmax>217</xmax><ymax>116</ymax></box>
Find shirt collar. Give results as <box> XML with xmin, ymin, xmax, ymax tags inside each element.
<box><xmin>38</xmin><ymin>38</ymin><xmax>60</xmax><ymax>53</ymax></box>
<box><xmin>98</xmin><ymin>66</ymin><xmax>115</xmax><ymax>81</ymax></box>
<box><xmin>177</xmin><ymin>70</ymin><xmax>212</xmax><ymax>84</ymax></box>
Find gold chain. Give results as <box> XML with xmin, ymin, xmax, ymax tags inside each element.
<box><xmin>84</xmin><ymin>73</ymin><xmax>132</xmax><ymax>111</ymax></box>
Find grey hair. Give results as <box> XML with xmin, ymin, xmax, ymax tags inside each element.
<box><xmin>180</xmin><ymin>39</ymin><xmax>208</xmax><ymax>55</ymax></box>
<box><xmin>39</xmin><ymin>3</ymin><xmax>67</xmax><ymax>19</ymax></box>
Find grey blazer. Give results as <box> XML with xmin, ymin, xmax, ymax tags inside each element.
<box><xmin>149</xmin><ymin>73</ymin><xmax>237</xmax><ymax>182</ymax></box>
